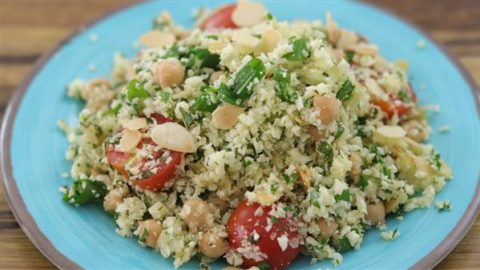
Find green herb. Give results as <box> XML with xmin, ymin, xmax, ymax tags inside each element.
<box><xmin>283</xmin><ymin>205</ymin><xmax>300</xmax><ymax>216</ymax></box>
<box><xmin>266</xmin><ymin>12</ymin><xmax>274</xmax><ymax>20</ymax></box>
<box><xmin>190</xmin><ymin>48</ymin><xmax>220</xmax><ymax>68</ymax></box>
<box><xmin>398</xmin><ymin>90</ymin><xmax>412</xmax><ymax>103</ymax></box>
<box><xmin>179</xmin><ymin>108</ymin><xmax>193</xmax><ymax>127</ymax></box>
<box><xmin>304</xmin><ymin>97</ymin><xmax>314</xmax><ymax>108</ymax></box>
<box><xmin>359</xmin><ymin>175</ymin><xmax>369</xmax><ymax>190</ymax></box>
<box><xmin>335</xmin><ymin>189</ymin><xmax>351</xmax><ymax>202</ymax></box>
<box><xmin>309</xmin><ymin>189</ymin><xmax>321</xmax><ymax>208</ymax></box>
<box><xmin>345</xmin><ymin>51</ymin><xmax>355</xmax><ymax>63</ymax></box>
<box><xmin>437</xmin><ymin>201</ymin><xmax>452</xmax><ymax>212</ymax></box>
<box><xmin>230</xmin><ymin>57</ymin><xmax>266</xmax><ymax>101</ymax></box>
<box><xmin>206</xmin><ymin>35</ymin><xmax>218</xmax><ymax>40</ymax></box>
<box><xmin>258</xmin><ymin>261</ymin><xmax>271</xmax><ymax>270</ymax></box>
<box><xmin>127</xmin><ymin>79</ymin><xmax>149</xmax><ymax>101</ymax></box>
<box><xmin>103</xmin><ymin>104</ymin><xmax>122</xmax><ymax>116</ymax></box>
<box><xmin>158</xmin><ymin>91</ymin><xmax>171</xmax><ymax>102</ymax></box>
<box><xmin>193</xmin><ymin>86</ymin><xmax>219</xmax><ymax>112</ymax></box>
<box><xmin>282</xmin><ymin>172</ymin><xmax>298</xmax><ymax>184</ymax></box>
<box><xmin>270</xmin><ymin>184</ymin><xmax>278</xmax><ymax>193</ymax></box>
<box><xmin>63</xmin><ymin>179</ymin><xmax>107</xmax><ymax>205</ymax></box>
<box><xmin>285</xmin><ymin>37</ymin><xmax>309</xmax><ymax>61</ymax></box>
<box><xmin>270</xmin><ymin>216</ymin><xmax>279</xmax><ymax>224</ymax></box>
<box><xmin>336</xmin><ymin>79</ymin><xmax>355</xmax><ymax>101</ymax></box>
<box><xmin>139</xmin><ymin>228</ymin><xmax>149</xmax><ymax>242</ymax></box>
<box><xmin>433</xmin><ymin>152</ymin><xmax>442</xmax><ymax>169</ymax></box>
<box><xmin>334</xmin><ymin>125</ymin><xmax>345</xmax><ymax>140</ymax></box>
<box><xmin>273</xmin><ymin>69</ymin><xmax>298</xmax><ymax>103</ymax></box>
<box><xmin>218</xmin><ymin>82</ymin><xmax>239</xmax><ymax>106</ymax></box>
<box><xmin>335</xmin><ymin>237</ymin><xmax>352</xmax><ymax>253</ymax></box>
<box><xmin>164</xmin><ymin>43</ymin><xmax>181</xmax><ymax>58</ymax></box>
<box><xmin>318</xmin><ymin>142</ymin><xmax>333</xmax><ymax>169</ymax></box>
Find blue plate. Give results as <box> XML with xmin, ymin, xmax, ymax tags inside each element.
<box><xmin>2</xmin><ymin>1</ymin><xmax>479</xmax><ymax>269</ymax></box>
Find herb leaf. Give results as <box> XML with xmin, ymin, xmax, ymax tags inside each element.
<box><xmin>285</xmin><ymin>37</ymin><xmax>309</xmax><ymax>61</ymax></box>
<box><xmin>193</xmin><ymin>86</ymin><xmax>219</xmax><ymax>112</ymax></box>
<box><xmin>63</xmin><ymin>179</ymin><xmax>107</xmax><ymax>205</ymax></box>
<box><xmin>335</xmin><ymin>236</ymin><xmax>353</xmax><ymax>253</ymax></box>
<box><xmin>336</xmin><ymin>79</ymin><xmax>355</xmax><ymax>101</ymax></box>
<box><xmin>230</xmin><ymin>57</ymin><xmax>266</xmax><ymax>101</ymax></box>
<box><xmin>127</xmin><ymin>79</ymin><xmax>150</xmax><ymax>101</ymax></box>
<box><xmin>335</xmin><ymin>189</ymin><xmax>351</xmax><ymax>202</ymax></box>
<box><xmin>179</xmin><ymin>108</ymin><xmax>193</xmax><ymax>127</ymax></box>
<box><xmin>190</xmin><ymin>48</ymin><xmax>220</xmax><ymax>69</ymax></box>
<box><xmin>218</xmin><ymin>83</ymin><xmax>239</xmax><ymax>106</ymax></box>
<box><xmin>318</xmin><ymin>142</ymin><xmax>334</xmax><ymax>170</ymax></box>
<box><xmin>273</xmin><ymin>69</ymin><xmax>298</xmax><ymax>103</ymax></box>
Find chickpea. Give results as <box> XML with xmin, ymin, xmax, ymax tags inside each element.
<box><xmin>154</xmin><ymin>59</ymin><xmax>185</xmax><ymax>88</ymax></box>
<box><xmin>317</xmin><ymin>218</ymin><xmax>337</xmax><ymax>239</ymax></box>
<box><xmin>137</xmin><ymin>219</ymin><xmax>163</xmax><ymax>248</ymax></box>
<box><xmin>180</xmin><ymin>198</ymin><xmax>213</xmax><ymax>232</ymax></box>
<box><xmin>313</xmin><ymin>95</ymin><xmax>341</xmax><ymax>124</ymax></box>
<box><xmin>103</xmin><ymin>187</ymin><xmax>128</xmax><ymax>212</ymax></box>
<box><xmin>349</xmin><ymin>152</ymin><xmax>362</xmax><ymax>184</ymax></box>
<box><xmin>198</xmin><ymin>231</ymin><xmax>230</xmax><ymax>258</ymax></box>
<box><xmin>366</xmin><ymin>200</ymin><xmax>386</xmax><ymax>225</ymax></box>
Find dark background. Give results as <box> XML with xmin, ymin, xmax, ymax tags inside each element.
<box><xmin>1</xmin><ymin>1</ymin><xmax>479</xmax><ymax>269</ymax></box>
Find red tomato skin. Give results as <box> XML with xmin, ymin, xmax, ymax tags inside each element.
<box><xmin>373</xmin><ymin>85</ymin><xmax>417</xmax><ymax>119</ymax></box>
<box><xmin>106</xmin><ymin>146</ymin><xmax>130</xmax><ymax>178</ymax></box>
<box><xmin>135</xmin><ymin>151</ymin><xmax>183</xmax><ymax>191</ymax></box>
<box><xmin>200</xmin><ymin>4</ymin><xmax>238</xmax><ymax>31</ymax></box>
<box><xmin>150</xmin><ymin>113</ymin><xmax>173</xmax><ymax>124</ymax></box>
<box><xmin>227</xmin><ymin>201</ymin><xmax>301</xmax><ymax>270</ymax></box>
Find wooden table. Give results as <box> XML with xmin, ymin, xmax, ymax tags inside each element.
<box><xmin>1</xmin><ymin>0</ymin><xmax>479</xmax><ymax>269</ymax></box>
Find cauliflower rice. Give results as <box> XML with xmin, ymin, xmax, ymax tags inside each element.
<box><xmin>60</xmin><ymin>2</ymin><xmax>452</xmax><ymax>269</ymax></box>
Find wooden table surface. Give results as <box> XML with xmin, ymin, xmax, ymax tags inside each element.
<box><xmin>1</xmin><ymin>0</ymin><xmax>479</xmax><ymax>269</ymax></box>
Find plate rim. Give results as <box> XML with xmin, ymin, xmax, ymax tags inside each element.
<box><xmin>1</xmin><ymin>1</ymin><xmax>479</xmax><ymax>269</ymax></box>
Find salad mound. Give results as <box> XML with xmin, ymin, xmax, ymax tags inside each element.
<box><xmin>60</xmin><ymin>2</ymin><xmax>452</xmax><ymax>269</ymax></box>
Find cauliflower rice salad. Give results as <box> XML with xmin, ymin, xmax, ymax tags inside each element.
<box><xmin>60</xmin><ymin>2</ymin><xmax>452</xmax><ymax>269</ymax></box>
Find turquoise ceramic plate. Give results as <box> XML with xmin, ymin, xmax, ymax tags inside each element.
<box><xmin>2</xmin><ymin>1</ymin><xmax>479</xmax><ymax>269</ymax></box>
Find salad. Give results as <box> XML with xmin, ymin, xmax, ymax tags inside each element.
<box><xmin>60</xmin><ymin>1</ymin><xmax>452</xmax><ymax>269</ymax></box>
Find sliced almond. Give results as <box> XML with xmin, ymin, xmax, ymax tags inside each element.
<box><xmin>336</xmin><ymin>30</ymin><xmax>358</xmax><ymax>50</ymax></box>
<box><xmin>139</xmin><ymin>31</ymin><xmax>176</xmax><ymax>48</ymax></box>
<box><xmin>150</xmin><ymin>122</ymin><xmax>196</xmax><ymax>153</ymax></box>
<box><xmin>354</xmin><ymin>43</ymin><xmax>378</xmax><ymax>56</ymax></box>
<box><xmin>208</xmin><ymin>40</ymin><xmax>226</xmax><ymax>54</ymax></box>
<box><xmin>364</xmin><ymin>77</ymin><xmax>384</xmax><ymax>98</ymax></box>
<box><xmin>373</xmin><ymin>125</ymin><xmax>406</xmax><ymax>146</ymax></box>
<box><xmin>123</xmin><ymin>118</ymin><xmax>147</xmax><ymax>130</ymax></box>
<box><xmin>212</xmin><ymin>104</ymin><xmax>245</xmax><ymax>130</ymax></box>
<box><xmin>232</xmin><ymin>32</ymin><xmax>260</xmax><ymax>53</ymax></box>
<box><xmin>258</xmin><ymin>28</ymin><xmax>281</xmax><ymax>53</ymax></box>
<box><xmin>326</xmin><ymin>12</ymin><xmax>341</xmax><ymax>44</ymax></box>
<box><xmin>119</xmin><ymin>129</ymin><xmax>142</xmax><ymax>152</ymax></box>
<box><xmin>232</xmin><ymin>1</ymin><xmax>266</xmax><ymax>27</ymax></box>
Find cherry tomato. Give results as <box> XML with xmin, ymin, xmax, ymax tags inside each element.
<box><xmin>106</xmin><ymin>114</ymin><xmax>183</xmax><ymax>191</ymax></box>
<box><xmin>227</xmin><ymin>200</ymin><xmax>301</xmax><ymax>270</ymax></box>
<box><xmin>200</xmin><ymin>4</ymin><xmax>238</xmax><ymax>31</ymax></box>
<box><xmin>106</xmin><ymin>146</ymin><xmax>130</xmax><ymax>178</ymax></box>
<box><xmin>373</xmin><ymin>85</ymin><xmax>417</xmax><ymax>119</ymax></box>
<box><xmin>134</xmin><ymin>150</ymin><xmax>183</xmax><ymax>190</ymax></box>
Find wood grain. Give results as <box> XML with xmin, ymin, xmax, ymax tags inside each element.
<box><xmin>0</xmin><ymin>0</ymin><xmax>479</xmax><ymax>269</ymax></box>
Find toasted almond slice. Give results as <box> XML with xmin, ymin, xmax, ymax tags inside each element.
<box><xmin>354</xmin><ymin>43</ymin><xmax>378</xmax><ymax>56</ymax></box>
<box><xmin>139</xmin><ymin>31</ymin><xmax>176</xmax><ymax>48</ymax></box>
<box><xmin>364</xmin><ymin>77</ymin><xmax>384</xmax><ymax>97</ymax></box>
<box><xmin>208</xmin><ymin>40</ymin><xmax>226</xmax><ymax>54</ymax></box>
<box><xmin>232</xmin><ymin>32</ymin><xmax>260</xmax><ymax>53</ymax></box>
<box><xmin>232</xmin><ymin>1</ymin><xmax>266</xmax><ymax>27</ymax></box>
<box><xmin>119</xmin><ymin>129</ymin><xmax>142</xmax><ymax>152</ymax></box>
<box><xmin>376</xmin><ymin>125</ymin><xmax>406</xmax><ymax>139</ymax></box>
<box><xmin>123</xmin><ymin>118</ymin><xmax>147</xmax><ymax>130</ymax></box>
<box><xmin>212</xmin><ymin>104</ymin><xmax>245</xmax><ymax>130</ymax></box>
<box><xmin>258</xmin><ymin>28</ymin><xmax>281</xmax><ymax>53</ymax></box>
<box><xmin>336</xmin><ymin>30</ymin><xmax>358</xmax><ymax>50</ymax></box>
<box><xmin>150</xmin><ymin>122</ymin><xmax>196</xmax><ymax>153</ymax></box>
<box><xmin>326</xmin><ymin>12</ymin><xmax>341</xmax><ymax>44</ymax></box>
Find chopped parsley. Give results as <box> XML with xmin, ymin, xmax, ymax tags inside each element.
<box><xmin>273</xmin><ymin>69</ymin><xmax>298</xmax><ymax>103</ymax></box>
<box><xmin>336</xmin><ymin>79</ymin><xmax>355</xmax><ymax>101</ymax></box>
<box><xmin>179</xmin><ymin>107</ymin><xmax>193</xmax><ymax>127</ymax></box>
<box><xmin>284</xmin><ymin>37</ymin><xmax>309</xmax><ymax>61</ymax></box>
<box><xmin>335</xmin><ymin>189</ymin><xmax>351</xmax><ymax>202</ymax></box>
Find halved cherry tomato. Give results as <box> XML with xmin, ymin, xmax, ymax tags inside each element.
<box><xmin>135</xmin><ymin>150</ymin><xmax>183</xmax><ymax>190</ymax></box>
<box><xmin>106</xmin><ymin>114</ymin><xmax>183</xmax><ymax>191</ymax></box>
<box><xmin>200</xmin><ymin>4</ymin><xmax>238</xmax><ymax>31</ymax></box>
<box><xmin>372</xmin><ymin>85</ymin><xmax>417</xmax><ymax>119</ymax></box>
<box><xmin>227</xmin><ymin>200</ymin><xmax>301</xmax><ymax>270</ymax></box>
<box><xmin>106</xmin><ymin>146</ymin><xmax>130</xmax><ymax>178</ymax></box>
